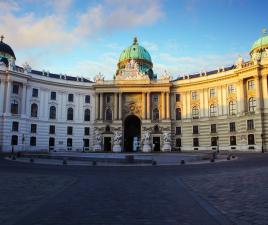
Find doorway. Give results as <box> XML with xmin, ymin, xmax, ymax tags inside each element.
<box><xmin>153</xmin><ymin>137</ymin><xmax>160</xmax><ymax>152</ymax></box>
<box><xmin>104</xmin><ymin>137</ymin><xmax>112</xmax><ymax>152</ymax></box>
<box><xmin>124</xmin><ymin>115</ymin><xmax>141</xmax><ymax>152</ymax></box>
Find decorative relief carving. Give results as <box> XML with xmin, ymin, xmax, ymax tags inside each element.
<box><xmin>227</xmin><ymin>93</ymin><xmax>237</xmax><ymax>101</ymax></box>
<box><xmin>208</xmin><ymin>97</ymin><xmax>218</xmax><ymax>105</ymax></box>
<box><xmin>122</xmin><ymin>94</ymin><xmax>142</xmax><ymax>117</ymax></box>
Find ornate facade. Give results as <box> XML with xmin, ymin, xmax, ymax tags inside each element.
<box><xmin>1</xmin><ymin>33</ymin><xmax>268</xmax><ymax>152</ymax></box>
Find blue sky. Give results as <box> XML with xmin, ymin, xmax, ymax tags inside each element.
<box><xmin>1</xmin><ymin>0</ymin><xmax>267</xmax><ymax>80</ymax></box>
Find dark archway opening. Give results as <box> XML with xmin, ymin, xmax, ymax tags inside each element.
<box><xmin>124</xmin><ymin>115</ymin><xmax>141</xmax><ymax>152</ymax></box>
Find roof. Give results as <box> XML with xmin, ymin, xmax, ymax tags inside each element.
<box><xmin>0</xmin><ymin>37</ymin><xmax>16</xmax><ymax>59</ymax></box>
<box><xmin>250</xmin><ymin>35</ymin><xmax>268</xmax><ymax>52</ymax></box>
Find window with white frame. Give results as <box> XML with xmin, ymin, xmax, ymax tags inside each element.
<box><xmin>192</xmin><ymin>106</ymin><xmax>199</xmax><ymax>119</ymax></box>
<box><xmin>229</xmin><ymin>101</ymin><xmax>237</xmax><ymax>115</ymax></box>
<box><xmin>248</xmin><ymin>97</ymin><xmax>256</xmax><ymax>112</ymax></box>
<box><xmin>228</xmin><ymin>84</ymin><xmax>235</xmax><ymax>93</ymax></box>
<box><xmin>209</xmin><ymin>88</ymin><xmax>216</xmax><ymax>98</ymax></box>
<box><xmin>248</xmin><ymin>80</ymin><xmax>255</xmax><ymax>90</ymax></box>
<box><xmin>210</xmin><ymin>104</ymin><xmax>217</xmax><ymax>117</ymax></box>
<box><xmin>191</xmin><ymin>91</ymin><xmax>198</xmax><ymax>100</ymax></box>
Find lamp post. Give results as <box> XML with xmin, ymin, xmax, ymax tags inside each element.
<box><xmin>261</xmin><ymin>133</ymin><xmax>264</xmax><ymax>153</ymax></box>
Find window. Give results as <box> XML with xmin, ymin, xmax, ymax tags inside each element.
<box><xmin>49</xmin><ymin>137</ymin><xmax>55</xmax><ymax>147</ymax></box>
<box><xmin>105</xmin><ymin>108</ymin><xmax>112</xmax><ymax>120</ymax></box>
<box><xmin>49</xmin><ymin>125</ymin><xmax>55</xmax><ymax>134</ymax></box>
<box><xmin>67</xmin><ymin>108</ymin><xmax>73</xmax><ymax>120</ymax></box>
<box><xmin>209</xmin><ymin>88</ymin><xmax>216</xmax><ymax>98</ymax></box>
<box><xmin>176</xmin><ymin>94</ymin><xmax>181</xmax><ymax>102</ymax></box>
<box><xmin>247</xmin><ymin>119</ymin><xmax>254</xmax><ymax>130</ymax></box>
<box><xmin>193</xmin><ymin>125</ymin><xmax>199</xmax><ymax>134</ymax></box>
<box><xmin>176</xmin><ymin>138</ymin><xmax>181</xmax><ymax>147</ymax></box>
<box><xmin>11</xmin><ymin>100</ymin><xmax>18</xmax><ymax>114</ymax></box>
<box><xmin>84</xmin><ymin>127</ymin><xmax>90</xmax><ymax>136</ymax></box>
<box><xmin>154</xmin><ymin>125</ymin><xmax>159</xmax><ymax>132</ymax></box>
<box><xmin>85</xmin><ymin>95</ymin><xmax>90</xmax><ymax>104</ymax></box>
<box><xmin>83</xmin><ymin>139</ymin><xmax>90</xmax><ymax>148</ymax></box>
<box><xmin>84</xmin><ymin>109</ymin><xmax>90</xmax><ymax>121</ymax></box>
<box><xmin>68</xmin><ymin>93</ymin><xmax>74</xmax><ymax>102</ymax></box>
<box><xmin>211</xmin><ymin>124</ymin><xmax>217</xmax><ymax>133</ymax></box>
<box><xmin>152</xmin><ymin>108</ymin><xmax>159</xmax><ymax>121</ymax></box>
<box><xmin>210</xmin><ymin>104</ymin><xmax>217</xmax><ymax>117</ymax></box>
<box><xmin>12</xmin><ymin>83</ymin><xmax>19</xmax><ymax>94</ymax></box>
<box><xmin>12</xmin><ymin>121</ymin><xmax>19</xmax><ymax>132</ymax></box>
<box><xmin>229</xmin><ymin>122</ymin><xmax>236</xmax><ymax>132</ymax></box>
<box><xmin>192</xmin><ymin>106</ymin><xmax>199</xmax><ymax>119</ymax></box>
<box><xmin>51</xmin><ymin>91</ymin><xmax>56</xmax><ymax>100</ymax></box>
<box><xmin>67</xmin><ymin>138</ymin><xmax>72</xmax><ymax>147</ymax></box>
<box><xmin>175</xmin><ymin>108</ymin><xmax>181</xmax><ymax>120</ymax></box>
<box><xmin>31</xmin><ymin>103</ymin><xmax>38</xmax><ymax>117</ymax></box>
<box><xmin>211</xmin><ymin>137</ymin><xmax>218</xmax><ymax>146</ymax></box>
<box><xmin>175</xmin><ymin>127</ymin><xmax>181</xmax><ymax>135</ymax></box>
<box><xmin>30</xmin><ymin>137</ymin><xmax>36</xmax><ymax>146</ymax></box>
<box><xmin>248</xmin><ymin>80</ymin><xmax>255</xmax><ymax>90</ymax></box>
<box><xmin>105</xmin><ymin>125</ymin><xmax>111</xmax><ymax>132</ymax></box>
<box><xmin>248</xmin><ymin>97</ymin><xmax>256</xmax><ymax>112</ymax></box>
<box><xmin>31</xmin><ymin>124</ymin><xmax>37</xmax><ymax>133</ymax></box>
<box><xmin>67</xmin><ymin>126</ymin><xmax>73</xmax><ymax>135</ymax></box>
<box><xmin>230</xmin><ymin>136</ymin><xmax>236</xmax><ymax>145</ymax></box>
<box><xmin>153</xmin><ymin>95</ymin><xmax>158</xmax><ymax>103</ymax></box>
<box><xmin>32</xmin><ymin>88</ymin><xmax>38</xmax><ymax>97</ymax></box>
<box><xmin>106</xmin><ymin>95</ymin><xmax>111</xmax><ymax>103</ymax></box>
<box><xmin>229</xmin><ymin>101</ymin><xmax>237</xmax><ymax>115</ymax></box>
<box><xmin>228</xmin><ymin>84</ymin><xmax>235</xmax><ymax>93</ymax></box>
<box><xmin>11</xmin><ymin>135</ymin><xmax>18</xmax><ymax>145</ymax></box>
<box><xmin>49</xmin><ymin>106</ymin><xmax>56</xmax><ymax>119</ymax></box>
<box><xmin>248</xmin><ymin>134</ymin><xmax>255</xmax><ymax>145</ymax></box>
<box><xmin>193</xmin><ymin>138</ymin><xmax>199</xmax><ymax>147</ymax></box>
<box><xmin>192</xmin><ymin>91</ymin><xmax>198</xmax><ymax>100</ymax></box>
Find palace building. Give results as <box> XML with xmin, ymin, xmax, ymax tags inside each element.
<box><xmin>1</xmin><ymin>33</ymin><xmax>268</xmax><ymax>152</ymax></box>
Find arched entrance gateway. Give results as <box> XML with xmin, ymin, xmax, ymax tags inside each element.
<box><xmin>124</xmin><ymin>115</ymin><xmax>141</xmax><ymax>152</ymax></box>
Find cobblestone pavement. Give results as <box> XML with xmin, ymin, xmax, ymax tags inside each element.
<box><xmin>1</xmin><ymin>154</ymin><xmax>268</xmax><ymax>225</ymax></box>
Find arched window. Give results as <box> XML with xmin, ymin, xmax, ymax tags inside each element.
<box><xmin>105</xmin><ymin>108</ymin><xmax>112</xmax><ymax>121</ymax></box>
<box><xmin>67</xmin><ymin>108</ymin><xmax>73</xmax><ymax>121</ymax></box>
<box><xmin>152</xmin><ymin>108</ymin><xmax>159</xmax><ymax>121</ymax></box>
<box><xmin>229</xmin><ymin>101</ymin><xmax>236</xmax><ymax>115</ymax></box>
<box><xmin>248</xmin><ymin>97</ymin><xmax>256</xmax><ymax>112</ymax></box>
<box><xmin>154</xmin><ymin>125</ymin><xmax>159</xmax><ymax>132</ymax></box>
<box><xmin>49</xmin><ymin>106</ymin><xmax>56</xmax><ymax>119</ymax></box>
<box><xmin>84</xmin><ymin>109</ymin><xmax>90</xmax><ymax>121</ymax></box>
<box><xmin>105</xmin><ymin>125</ymin><xmax>110</xmax><ymax>132</ymax></box>
<box><xmin>31</xmin><ymin>103</ymin><xmax>38</xmax><ymax>117</ymax></box>
<box><xmin>210</xmin><ymin>104</ymin><xmax>217</xmax><ymax>117</ymax></box>
<box><xmin>192</xmin><ymin>106</ymin><xmax>199</xmax><ymax>119</ymax></box>
<box><xmin>85</xmin><ymin>95</ymin><xmax>90</xmax><ymax>104</ymax></box>
<box><xmin>176</xmin><ymin>108</ymin><xmax>181</xmax><ymax>120</ymax></box>
<box><xmin>11</xmin><ymin>100</ymin><xmax>18</xmax><ymax>114</ymax></box>
<box><xmin>248</xmin><ymin>134</ymin><xmax>255</xmax><ymax>145</ymax></box>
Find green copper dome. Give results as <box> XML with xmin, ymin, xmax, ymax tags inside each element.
<box><xmin>119</xmin><ymin>37</ymin><xmax>152</xmax><ymax>63</ymax></box>
<box><xmin>250</xmin><ymin>35</ymin><xmax>268</xmax><ymax>53</ymax></box>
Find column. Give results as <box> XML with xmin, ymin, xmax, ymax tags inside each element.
<box><xmin>146</xmin><ymin>92</ymin><xmax>150</xmax><ymax>119</ymax></box>
<box><xmin>161</xmin><ymin>92</ymin><xmax>165</xmax><ymax>120</ymax></box>
<box><xmin>222</xmin><ymin>85</ymin><xmax>227</xmax><ymax>115</ymax></box>
<box><xmin>114</xmin><ymin>93</ymin><xmax>118</xmax><ymax>120</ymax></box>
<box><xmin>238</xmin><ymin>79</ymin><xmax>245</xmax><ymax>115</ymax></box>
<box><xmin>119</xmin><ymin>93</ymin><xmax>122</xmax><ymax>120</ymax></box>
<box><xmin>218</xmin><ymin>86</ymin><xmax>223</xmax><ymax>116</ymax></box>
<box><xmin>166</xmin><ymin>92</ymin><xmax>170</xmax><ymax>119</ymax></box>
<box><xmin>182</xmin><ymin>92</ymin><xmax>187</xmax><ymax>119</ymax></box>
<box><xmin>4</xmin><ymin>80</ymin><xmax>11</xmax><ymax>114</ymax></box>
<box><xmin>204</xmin><ymin>88</ymin><xmax>208</xmax><ymax>117</ymax></box>
<box><xmin>186</xmin><ymin>91</ymin><xmax>191</xmax><ymax>118</ymax></box>
<box><xmin>95</xmin><ymin>93</ymin><xmax>99</xmax><ymax>120</ymax></box>
<box><xmin>21</xmin><ymin>83</ymin><xmax>27</xmax><ymax>115</ymax></box>
<box><xmin>0</xmin><ymin>79</ymin><xmax>5</xmax><ymax>114</ymax></box>
<box><xmin>100</xmin><ymin>93</ymin><xmax>103</xmax><ymax>120</ymax></box>
<box><xmin>262</xmin><ymin>75</ymin><xmax>268</xmax><ymax>110</ymax></box>
<box><xmin>142</xmin><ymin>92</ymin><xmax>146</xmax><ymax>119</ymax></box>
<box><xmin>255</xmin><ymin>75</ymin><xmax>262</xmax><ymax>112</ymax></box>
<box><xmin>200</xmin><ymin>89</ymin><xmax>204</xmax><ymax>117</ymax></box>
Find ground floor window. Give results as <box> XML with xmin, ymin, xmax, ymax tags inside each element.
<box><xmin>175</xmin><ymin>127</ymin><xmax>181</xmax><ymax>135</ymax></box>
<box><xmin>176</xmin><ymin>138</ymin><xmax>181</xmax><ymax>147</ymax></box>
<box><xmin>193</xmin><ymin>138</ymin><xmax>199</xmax><ymax>147</ymax></box>
<box><xmin>230</xmin><ymin>136</ymin><xmax>236</xmax><ymax>145</ymax></box>
<box><xmin>248</xmin><ymin>134</ymin><xmax>255</xmax><ymax>145</ymax></box>
<box><xmin>12</xmin><ymin>121</ymin><xmax>19</xmax><ymax>132</ymax></box>
<box><xmin>11</xmin><ymin>135</ymin><xmax>18</xmax><ymax>145</ymax></box>
<box><xmin>49</xmin><ymin>137</ymin><xmax>55</xmax><ymax>147</ymax></box>
<box><xmin>83</xmin><ymin>139</ymin><xmax>89</xmax><ymax>147</ymax></box>
<box><xmin>211</xmin><ymin>137</ymin><xmax>218</xmax><ymax>146</ymax></box>
<box><xmin>30</xmin><ymin>137</ymin><xmax>36</xmax><ymax>146</ymax></box>
<box><xmin>67</xmin><ymin>138</ymin><xmax>72</xmax><ymax>147</ymax></box>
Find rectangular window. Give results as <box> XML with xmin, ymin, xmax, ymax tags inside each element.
<box><xmin>210</xmin><ymin>88</ymin><xmax>216</xmax><ymax>97</ymax></box>
<box><xmin>68</xmin><ymin>94</ymin><xmax>74</xmax><ymax>102</ymax></box>
<box><xmin>211</xmin><ymin>124</ymin><xmax>217</xmax><ymax>133</ymax></box>
<box><xmin>228</xmin><ymin>84</ymin><xmax>235</xmax><ymax>93</ymax></box>
<box><xmin>32</xmin><ymin>88</ymin><xmax>38</xmax><ymax>97</ymax></box>
<box><xmin>176</xmin><ymin>94</ymin><xmax>181</xmax><ymax>102</ymax></box>
<box><xmin>67</xmin><ymin>138</ymin><xmax>72</xmax><ymax>147</ymax></box>
<box><xmin>67</xmin><ymin>126</ymin><xmax>73</xmax><ymax>135</ymax></box>
<box><xmin>106</xmin><ymin>95</ymin><xmax>111</xmax><ymax>103</ymax></box>
<box><xmin>31</xmin><ymin>124</ymin><xmax>37</xmax><ymax>133</ymax></box>
<box><xmin>11</xmin><ymin>135</ymin><xmax>18</xmax><ymax>145</ymax></box>
<box><xmin>51</xmin><ymin>91</ymin><xmax>56</xmax><ymax>100</ymax></box>
<box><xmin>84</xmin><ymin>127</ymin><xmax>90</xmax><ymax>136</ymax></box>
<box><xmin>247</xmin><ymin>120</ymin><xmax>254</xmax><ymax>130</ymax></box>
<box><xmin>83</xmin><ymin>139</ymin><xmax>90</xmax><ymax>147</ymax></box>
<box><xmin>191</xmin><ymin>91</ymin><xmax>198</xmax><ymax>100</ymax></box>
<box><xmin>230</xmin><ymin>136</ymin><xmax>236</xmax><ymax>145</ymax></box>
<box><xmin>176</xmin><ymin>138</ymin><xmax>181</xmax><ymax>147</ymax></box>
<box><xmin>193</xmin><ymin>138</ymin><xmax>199</xmax><ymax>147</ymax></box>
<box><xmin>211</xmin><ymin>137</ymin><xmax>218</xmax><ymax>146</ymax></box>
<box><xmin>248</xmin><ymin>80</ymin><xmax>255</xmax><ymax>90</ymax></box>
<box><xmin>49</xmin><ymin>125</ymin><xmax>55</xmax><ymax>134</ymax></box>
<box><xmin>12</xmin><ymin>83</ymin><xmax>19</xmax><ymax>94</ymax></box>
<box><xmin>175</xmin><ymin>127</ymin><xmax>181</xmax><ymax>135</ymax></box>
<box><xmin>153</xmin><ymin>94</ymin><xmax>158</xmax><ymax>103</ymax></box>
<box><xmin>229</xmin><ymin>122</ymin><xmax>236</xmax><ymax>132</ymax></box>
<box><xmin>193</xmin><ymin>125</ymin><xmax>199</xmax><ymax>134</ymax></box>
<box><xmin>12</xmin><ymin>121</ymin><xmax>19</xmax><ymax>132</ymax></box>
<box><xmin>30</xmin><ymin>137</ymin><xmax>36</xmax><ymax>146</ymax></box>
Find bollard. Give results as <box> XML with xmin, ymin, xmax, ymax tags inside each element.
<box><xmin>180</xmin><ymin>160</ymin><xmax>185</xmax><ymax>165</ymax></box>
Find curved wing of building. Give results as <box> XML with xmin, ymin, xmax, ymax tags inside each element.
<box><xmin>1</xmin><ymin>33</ymin><xmax>268</xmax><ymax>152</ymax></box>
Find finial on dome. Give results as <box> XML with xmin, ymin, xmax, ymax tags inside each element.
<box><xmin>262</xmin><ymin>28</ymin><xmax>267</xmax><ymax>36</ymax></box>
<box><xmin>0</xmin><ymin>35</ymin><xmax>4</xmax><ymax>43</ymax></box>
<box><xmin>133</xmin><ymin>36</ymin><xmax>138</xmax><ymax>44</ymax></box>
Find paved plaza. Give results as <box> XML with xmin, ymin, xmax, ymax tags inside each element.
<box><xmin>1</xmin><ymin>154</ymin><xmax>268</xmax><ymax>225</ymax></box>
